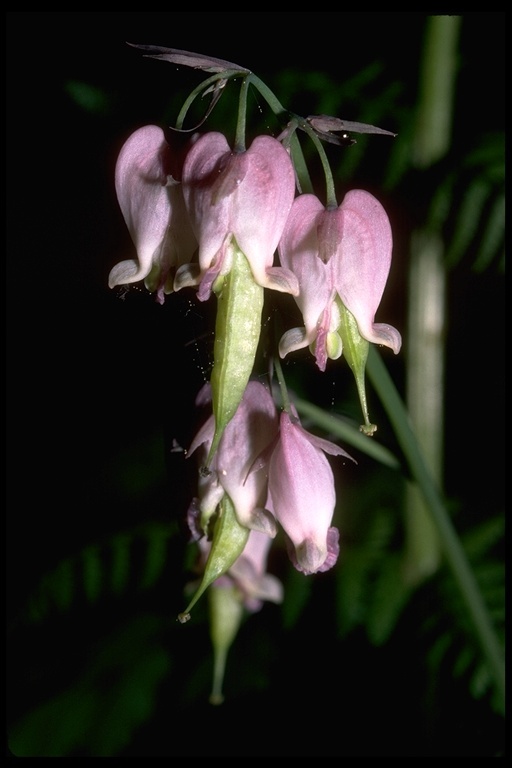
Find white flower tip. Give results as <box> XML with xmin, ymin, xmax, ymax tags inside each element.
<box><xmin>373</xmin><ymin>323</ymin><xmax>402</xmax><ymax>354</ymax></box>
<box><xmin>278</xmin><ymin>327</ymin><xmax>309</xmax><ymax>359</ymax></box>
<box><xmin>257</xmin><ymin>574</ymin><xmax>284</xmax><ymax>604</ymax></box>
<box><xmin>362</xmin><ymin>322</ymin><xmax>402</xmax><ymax>355</ymax></box>
<box><xmin>246</xmin><ymin>508</ymin><xmax>278</xmax><ymax>538</ymax></box>
<box><xmin>108</xmin><ymin>259</ymin><xmax>148</xmax><ymax>289</ymax></box>
<box><xmin>295</xmin><ymin>539</ymin><xmax>327</xmax><ymax>575</ymax></box>
<box><xmin>173</xmin><ymin>263</ymin><xmax>201</xmax><ymax>292</ymax></box>
<box><xmin>263</xmin><ymin>266</ymin><xmax>300</xmax><ymax>296</ymax></box>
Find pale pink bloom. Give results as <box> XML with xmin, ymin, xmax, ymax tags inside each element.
<box><xmin>109</xmin><ymin>125</ymin><xmax>197</xmax><ymax>304</ymax></box>
<box><xmin>267</xmin><ymin>406</ymin><xmax>355</xmax><ymax>575</ymax></box>
<box><xmin>175</xmin><ymin>131</ymin><xmax>299</xmax><ymax>300</ymax></box>
<box><xmin>278</xmin><ymin>190</ymin><xmax>402</xmax><ymax>370</ymax></box>
<box><xmin>187</xmin><ymin>381</ymin><xmax>279</xmax><ymax>536</ymax></box>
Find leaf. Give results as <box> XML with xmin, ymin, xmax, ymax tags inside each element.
<box><xmin>8</xmin><ymin>614</ymin><xmax>171</xmax><ymax>757</ymax></box>
<box><xmin>22</xmin><ymin>522</ymin><xmax>178</xmax><ymax>623</ymax></box>
<box><xmin>366</xmin><ymin>554</ymin><xmax>413</xmax><ymax>645</ymax></box>
<box><xmin>127</xmin><ymin>43</ymin><xmax>249</xmax><ymax>74</ymax></box>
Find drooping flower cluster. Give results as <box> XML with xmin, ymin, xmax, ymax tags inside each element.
<box><xmin>183</xmin><ymin>381</ymin><xmax>354</xmax><ymax>583</ymax></box>
<box><xmin>109</xmin><ymin>46</ymin><xmax>402</xmax><ymax>702</ymax></box>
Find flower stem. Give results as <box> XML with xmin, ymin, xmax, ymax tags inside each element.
<box><xmin>248</xmin><ymin>75</ymin><xmax>336</xmax><ymax>204</ymax></box>
<box><xmin>271</xmin><ymin>352</ymin><xmax>291</xmax><ymax>414</ymax></box>
<box><xmin>233</xmin><ymin>77</ymin><xmax>250</xmax><ymax>152</ymax></box>
<box><xmin>367</xmin><ymin>345</ymin><xmax>505</xmax><ymax>713</ymax></box>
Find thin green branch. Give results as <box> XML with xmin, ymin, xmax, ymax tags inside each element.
<box><xmin>367</xmin><ymin>345</ymin><xmax>505</xmax><ymax>713</ymax></box>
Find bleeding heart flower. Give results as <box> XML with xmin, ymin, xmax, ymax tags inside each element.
<box><xmin>278</xmin><ymin>190</ymin><xmax>402</xmax><ymax>370</ymax></box>
<box><xmin>267</xmin><ymin>405</ymin><xmax>355</xmax><ymax>575</ymax></box>
<box><xmin>187</xmin><ymin>380</ymin><xmax>279</xmax><ymax>536</ymax></box>
<box><xmin>175</xmin><ymin>131</ymin><xmax>299</xmax><ymax>300</ymax></box>
<box><xmin>109</xmin><ymin>125</ymin><xmax>197</xmax><ymax>304</ymax></box>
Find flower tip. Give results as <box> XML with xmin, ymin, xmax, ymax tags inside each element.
<box><xmin>209</xmin><ymin>692</ymin><xmax>225</xmax><ymax>706</ymax></box>
<box><xmin>177</xmin><ymin>611</ymin><xmax>191</xmax><ymax>624</ymax></box>
<box><xmin>295</xmin><ymin>540</ymin><xmax>327</xmax><ymax>575</ymax></box>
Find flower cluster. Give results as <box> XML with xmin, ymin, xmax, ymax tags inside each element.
<box><xmin>109</xmin><ymin>46</ymin><xmax>402</xmax><ymax>702</ymax></box>
<box><xmin>184</xmin><ymin>381</ymin><xmax>354</xmax><ymax>581</ymax></box>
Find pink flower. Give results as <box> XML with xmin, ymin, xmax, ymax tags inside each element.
<box><xmin>278</xmin><ymin>190</ymin><xmax>402</xmax><ymax>370</ymax></box>
<box><xmin>109</xmin><ymin>125</ymin><xmax>197</xmax><ymax>304</ymax></box>
<box><xmin>267</xmin><ymin>406</ymin><xmax>355</xmax><ymax>575</ymax></box>
<box><xmin>187</xmin><ymin>381</ymin><xmax>279</xmax><ymax>536</ymax></box>
<box><xmin>175</xmin><ymin>131</ymin><xmax>299</xmax><ymax>300</ymax></box>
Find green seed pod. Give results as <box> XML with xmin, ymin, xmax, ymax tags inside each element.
<box><xmin>206</xmin><ymin>245</ymin><xmax>264</xmax><ymax>466</ymax></box>
<box><xmin>177</xmin><ymin>494</ymin><xmax>250</xmax><ymax>624</ymax></box>
<box><xmin>336</xmin><ymin>296</ymin><xmax>377</xmax><ymax>436</ymax></box>
<box><xmin>208</xmin><ymin>585</ymin><xmax>244</xmax><ymax>705</ymax></box>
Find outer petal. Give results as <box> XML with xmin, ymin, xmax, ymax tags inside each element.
<box><xmin>215</xmin><ymin>381</ymin><xmax>279</xmax><ymax>534</ymax></box>
<box><xmin>231</xmin><ymin>136</ymin><xmax>297</xmax><ymax>291</ymax></box>
<box><xmin>278</xmin><ymin>194</ymin><xmax>333</xmax><ymax>343</ymax></box>
<box><xmin>284</xmin><ymin>526</ymin><xmax>340</xmax><ymax>575</ymax></box>
<box><xmin>110</xmin><ymin>125</ymin><xmax>196</xmax><ymax>301</ymax></box>
<box><xmin>187</xmin><ymin>381</ymin><xmax>279</xmax><ymax>535</ymax></box>
<box><xmin>181</xmin><ymin>132</ymin><xmax>233</xmax><ymax>271</ymax></box>
<box><xmin>268</xmin><ymin>409</ymin><xmax>347</xmax><ymax>574</ymax></box>
<box><xmin>226</xmin><ymin>530</ymin><xmax>284</xmax><ymax>611</ymax></box>
<box><xmin>182</xmin><ymin>132</ymin><xmax>298</xmax><ymax>293</ymax></box>
<box><xmin>333</xmin><ymin>189</ymin><xmax>402</xmax><ymax>353</ymax></box>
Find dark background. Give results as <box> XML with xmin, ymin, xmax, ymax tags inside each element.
<box><xmin>6</xmin><ymin>12</ymin><xmax>505</xmax><ymax>757</ymax></box>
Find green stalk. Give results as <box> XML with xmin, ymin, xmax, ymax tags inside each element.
<box><xmin>367</xmin><ymin>346</ymin><xmax>505</xmax><ymax>713</ymax></box>
<box><xmin>404</xmin><ymin>15</ymin><xmax>461</xmax><ymax>584</ymax></box>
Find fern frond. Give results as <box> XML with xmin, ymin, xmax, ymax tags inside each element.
<box><xmin>422</xmin><ymin>514</ymin><xmax>505</xmax><ymax>714</ymax></box>
<box><xmin>24</xmin><ymin>521</ymin><xmax>180</xmax><ymax>624</ymax></box>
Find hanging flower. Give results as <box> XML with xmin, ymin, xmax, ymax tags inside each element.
<box><xmin>178</xmin><ymin>383</ymin><xmax>281</xmax><ymax>625</ymax></box>
<box><xmin>174</xmin><ymin>131</ymin><xmax>299</xmax><ymax>300</ymax></box>
<box><xmin>187</xmin><ymin>380</ymin><xmax>279</xmax><ymax>536</ymax></box>
<box><xmin>109</xmin><ymin>125</ymin><xmax>197</xmax><ymax>304</ymax></box>
<box><xmin>278</xmin><ymin>189</ymin><xmax>402</xmax><ymax>370</ymax></box>
<box><xmin>267</xmin><ymin>405</ymin><xmax>355</xmax><ymax>575</ymax></box>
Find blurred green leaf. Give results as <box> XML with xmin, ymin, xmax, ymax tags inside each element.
<box><xmin>24</xmin><ymin>522</ymin><xmax>179</xmax><ymax>623</ymax></box>
<box><xmin>64</xmin><ymin>80</ymin><xmax>111</xmax><ymax>114</ymax></box>
<box><xmin>8</xmin><ymin>614</ymin><xmax>170</xmax><ymax>757</ymax></box>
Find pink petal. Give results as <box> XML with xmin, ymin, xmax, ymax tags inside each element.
<box><xmin>268</xmin><ymin>410</ymin><xmax>339</xmax><ymax>574</ymax></box>
<box><xmin>110</xmin><ymin>125</ymin><xmax>196</xmax><ymax>295</ymax></box>
<box><xmin>279</xmin><ymin>194</ymin><xmax>333</xmax><ymax>338</ymax></box>
<box><xmin>333</xmin><ymin>189</ymin><xmax>402</xmax><ymax>353</ymax></box>
<box><xmin>182</xmin><ymin>132</ymin><xmax>296</xmax><ymax>291</ymax></box>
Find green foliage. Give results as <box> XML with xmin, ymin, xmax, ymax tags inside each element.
<box><xmin>330</xmin><ymin>461</ymin><xmax>504</xmax><ymax>716</ymax></box>
<box><xmin>10</xmin><ymin>521</ymin><xmax>180</xmax><ymax>756</ymax></box>
<box><xmin>335</xmin><ymin>504</ymin><xmax>413</xmax><ymax>644</ymax></box>
<box><xmin>274</xmin><ymin>63</ymin><xmax>408</xmax><ymax>191</ymax></box>
<box><xmin>24</xmin><ymin>521</ymin><xmax>178</xmax><ymax>624</ymax></box>
<box><xmin>9</xmin><ymin>614</ymin><xmax>170</xmax><ymax>757</ymax></box>
<box><xmin>430</xmin><ymin>132</ymin><xmax>505</xmax><ymax>273</ymax></box>
<box><xmin>64</xmin><ymin>80</ymin><xmax>112</xmax><ymax>115</ymax></box>
<box><xmin>421</xmin><ymin>514</ymin><xmax>505</xmax><ymax>715</ymax></box>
